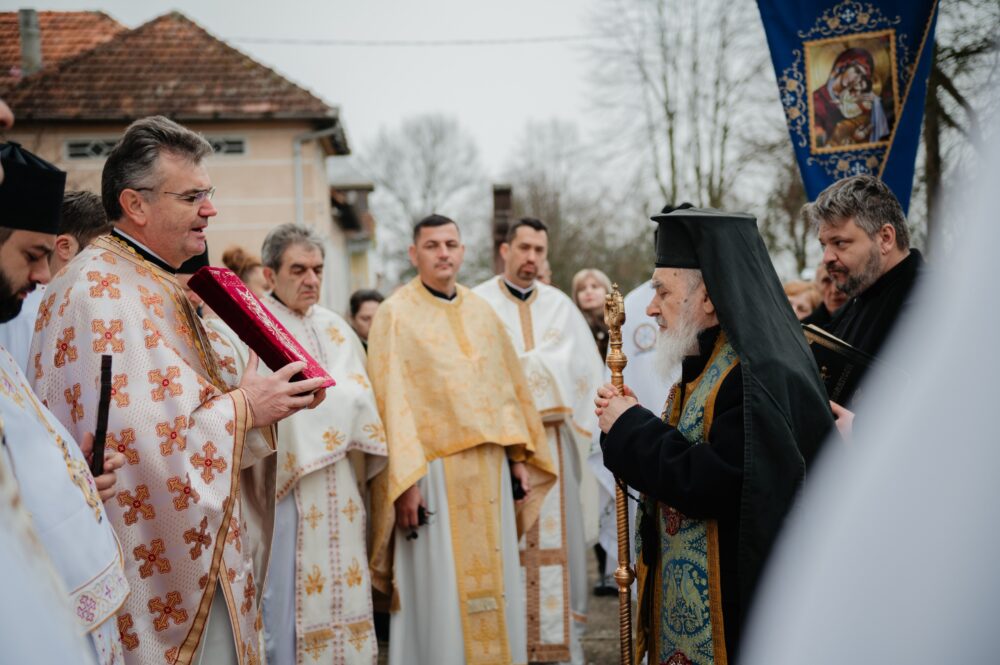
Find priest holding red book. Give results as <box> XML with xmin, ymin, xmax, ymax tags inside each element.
<box><xmin>31</xmin><ymin>116</ymin><xmax>325</xmax><ymax>665</ymax></box>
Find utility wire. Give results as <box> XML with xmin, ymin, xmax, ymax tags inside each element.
<box><xmin>230</xmin><ymin>34</ymin><xmax>609</xmax><ymax>47</ymax></box>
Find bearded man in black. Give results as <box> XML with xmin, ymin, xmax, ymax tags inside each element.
<box><xmin>595</xmin><ymin>208</ymin><xmax>832</xmax><ymax>664</ymax></box>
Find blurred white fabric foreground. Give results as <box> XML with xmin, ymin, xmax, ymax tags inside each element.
<box><xmin>742</xmin><ymin>129</ymin><xmax>1000</xmax><ymax>663</ymax></box>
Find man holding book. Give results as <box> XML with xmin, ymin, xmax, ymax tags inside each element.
<box><xmin>595</xmin><ymin>207</ymin><xmax>832</xmax><ymax>664</ymax></box>
<box><xmin>804</xmin><ymin>175</ymin><xmax>924</xmax><ymax>431</ymax></box>
<box><xmin>31</xmin><ymin>116</ymin><xmax>325</xmax><ymax>665</ymax></box>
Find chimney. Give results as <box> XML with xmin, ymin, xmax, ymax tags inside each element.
<box><xmin>491</xmin><ymin>184</ymin><xmax>513</xmax><ymax>275</ymax></box>
<box><xmin>19</xmin><ymin>9</ymin><xmax>43</xmax><ymax>77</ymax></box>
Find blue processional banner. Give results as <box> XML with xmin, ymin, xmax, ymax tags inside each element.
<box><xmin>756</xmin><ymin>0</ymin><xmax>939</xmax><ymax>213</ymax></box>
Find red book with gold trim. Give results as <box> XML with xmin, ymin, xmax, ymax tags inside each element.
<box><xmin>189</xmin><ymin>267</ymin><xmax>335</xmax><ymax>387</ymax></box>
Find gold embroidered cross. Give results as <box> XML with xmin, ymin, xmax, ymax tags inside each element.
<box><xmin>117</xmin><ymin>614</ymin><xmax>139</xmax><ymax>651</ymax></box>
<box><xmin>347</xmin><ymin>622</ymin><xmax>370</xmax><ymax>652</ymax></box>
<box><xmin>467</xmin><ymin>554</ymin><xmax>491</xmax><ymax>588</ymax></box>
<box><xmin>342</xmin><ymin>498</ymin><xmax>359</xmax><ymax>523</ymax></box>
<box><xmin>303</xmin><ymin>629</ymin><xmax>333</xmax><ymax>659</ymax></box>
<box><xmin>226</xmin><ymin>517</ymin><xmax>242</xmax><ymax>552</ymax></box>
<box><xmin>63</xmin><ymin>383</ymin><xmax>83</xmax><ymax>423</ymax></box>
<box><xmin>34</xmin><ymin>293</ymin><xmax>56</xmax><ymax>332</ymax></box>
<box><xmin>240</xmin><ymin>572</ymin><xmax>254</xmax><ymax>615</ymax></box>
<box><xmin>183</xmin><ymin>516</ymin><xmax>212</xmax><ymax>559</ymax></box>
<box><xmin>142</xmin><ymin>319</ymin><xmax>163</xmax><ymax>349</ymax></box>
<box><xmin>362</xmin><ymin>422</ymin><xmax>386</xmax><ymax>444</ymax></box>
<box><xmin>134</xmin><ymin>538</ymin><xmax>171</xmax><ymax>578</ymax></box>
<box><xmin>87</xmin><ymin>271</ymin><xmax>121</xmax><ymax>299</ymax></box>
<box><xmin>33</xmin><ymin>353</ymin><xmax>42</xmax><ymax>380</ymax></box>
<box><xmin>157</xmin><ymin>416</ymin><xmax>188</xmax><ymax>455</ymax></box>
<box><xmin>323</xmin><ymin>429</ymin><xmax>345</xmax><ymax>451</ymax></box>
<box><xmin>283</xmin><ymin>451</ymin><xmax>298</xmax><ymax>472</ymax></box>
<box><xmin>117</xmin><ymin>484</ymin><xmax>155</xmax><ymax>524</ymax></box>
<box><xmin>344</xmin><ymin>558</ymin><xmax>363</xmax><ymax>588</ymax></box>
<box><xmin>148</xmin><ymin>591</ymin><xmax>187</xmax><ymax>631</ymax></box>
<box><xmin>110</xmin><ymin>373</ymin><xmax>129</xmax><ymax>407</ymax></box>
<box><xmin>326</xmin><ymin>326</ymin><xmax>345</xmax><ymax>345</ymax></box>
<box><xmin>54</xmin><ymin>327</ymin><xmax>78</xmax><ymax>367</ymax></box>
<box><xmin>166</xmin><ymin>474</ymin><xmax>199</xmax><ymax>510</ymax></box>
<box><xmin>218</xmin><ymin>355</ymin><xmax>237</xmax><ymax>375</ymax></box>
<box><xmin>349</xmin><ymin>373</ymin><xmax>369</xmax><ymax>389</ymax></box>
<box><xmin>91</xmin><ymin>319</ymin><xmax>125</xmax><ymax>353</ymax></box>
<box><xmin>303</xmin><ymin>504</ymin><xmax>324</xmax><ymax>530</ymax></box>
<box><xmin>109</xmin><ymin>428</ymin><xmax>138</xmax><ymax>464</ymax></box>
<box><xmin>57</xmin><ymin>289</ymin><xmax>71</xmax><ymax>316</ymax></box>
<box><xmin>305</xmin><ymin>564</ymin><xmax>326</xmax><ymax>595</ymax></box>
<box><xmin>138</xmin><ymin>286</ymin><xmax>164</xmax><ymax>317</ymax></box>
<box><xmin>191</xmin><ymin>442</ymin><xmax>227</xmax><ymax>484</ymax></box>
<box><xmin>148</xmin><ymin>366</ymin><xmax>183</xmax><ymax>401</ymax></box>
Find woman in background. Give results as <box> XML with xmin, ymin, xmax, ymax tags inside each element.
<box><xmin>222</xmin><ymin>246</ymin><xmax>268</xmax><ymax>297</ymax></box>
<box><xmin>572</xmin><ymin>268</ymin><xmax>613</xmax><ymax>359</ymax></box>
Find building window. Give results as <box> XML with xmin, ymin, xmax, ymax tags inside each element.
<box><xmin>66</xmin><ymin>136</ymin><xmax>246</xmax><ymax>159</ymax></box>
<box><xmin>208</xmin><ymin>138</ymin><xmax>246</xmax><ymax>155</ymax></box>
<box><xmin>66</xmin><ymin>139</ymin><xmax>118</xmax><ymax>159</ymax></box>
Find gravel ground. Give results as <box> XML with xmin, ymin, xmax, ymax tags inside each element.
<box><xmin>376</xmin><ymin>547</ymin><xmax>627</xmax><ymax>664</ymax></box>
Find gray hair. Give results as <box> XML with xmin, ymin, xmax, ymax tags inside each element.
<box><xmin>102</xmin><ymin>116</ymin><xmax>213</xmax><ymax>221</ymax></box>
<box><xmin>802</xmin><ymin>175</ymin><xmax>909</xmax><ymax>250</ymax></box>
<box><xmin>261</xmin><ymin>224</ymin><xmax>325</xmax><ymax>270</ymax></box>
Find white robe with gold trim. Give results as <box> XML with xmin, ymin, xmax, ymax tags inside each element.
<box><xmin>473</xmin><ymin>277</ymin><xmax>604</xmax><ymax>664</ymax></box>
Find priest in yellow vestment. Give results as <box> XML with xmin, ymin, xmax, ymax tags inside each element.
<box><xmin>368</xmin><ymin>215</ymin><xmax>557</xmax><ymax>665</ymax></box>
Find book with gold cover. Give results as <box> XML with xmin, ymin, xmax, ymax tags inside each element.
<box><xmin>802</xmin><ymin>323</ymin><xmax>874</xmax><ymax>406</ymax></box>
<box><xmin>189</xmin><ymin>267</ymin><xmax>335</xmax><ymax>388</ymax></box>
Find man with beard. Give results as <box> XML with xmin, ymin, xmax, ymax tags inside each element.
<box><xmin>0</xmin><ymin>141</ymin><xmax>130</xmax><ymax>664</ymax></box>
<box><xmin>0</xmin><ymin>190</ymin><xmax>112</xmax><ymax>372</ymax></box>
<box><xmin>595</xmin><ymin>207</ymin><xmax>832</xmax><ymax>664</ymax></box>
<box><xmin>474</xmin><ymin>217</ymin><xmax>604</xmax><ymax>664</ymax></box>
<box><xmin>803</xmin><ymin>175</ymin><xmax>923</xmax><ymax>427</ymax></box>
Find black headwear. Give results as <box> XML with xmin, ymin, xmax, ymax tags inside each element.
<box><xmin>0</xmin><ymin>142</ymin><xmax>67</xmax><ymax>234</ymax></box>
<box><xmin>649</xmin><ymin>205</ymin><xmax>834</xmax><ymax>619</ymax></box>
<box><xmin>177</xmin><ymin>246</ymin><xmax>210</xmax><ymax>274</ymax></box>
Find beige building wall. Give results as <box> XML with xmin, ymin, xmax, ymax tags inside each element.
<box><xmin>9</xmin><ymin>121</ymin><xmax>352</xmax><ymax>313</ymax></box>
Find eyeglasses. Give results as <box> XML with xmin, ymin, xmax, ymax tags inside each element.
<box><xmin>135</xmin><ymin>186</ymin><xmax>216</xmax><ymax>205</ymax></box>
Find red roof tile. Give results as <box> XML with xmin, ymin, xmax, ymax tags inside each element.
<box><xmin>4</xmin><ymin>12</ymin><xmax>342</xmax><ymax>134</ymax></box>
<box><xmin>0</xmin><ymin>11</ymin><xmax>125</xmax><ymax>93</ymax></box>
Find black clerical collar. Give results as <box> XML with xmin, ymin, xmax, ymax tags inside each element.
<box><xmin>681</xmin><ymin>325</ymin><xmax>722</xmax><ymax>384</ymax></box>
<box><xmin>856</xmin><ymin>249</ymin><xmax>923</xmax><ymax>304</ymax></box>
<box><xmin>112</xmin><ymin>229</ymin><xmax>177</xmax><ymax>274</ymax></box>
<box><xmin>503</xmin><ymin>278</ymin><xmax>535</xmax><ymax>301</ymax></box>
<box><xmin>422</xmin><ymin>282</ymin><xmax>457</xmax><ymax>301</ymax></box>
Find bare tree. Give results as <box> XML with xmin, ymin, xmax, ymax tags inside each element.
<box><xmin>587</xmin><ymin>0</ymin><xmax>772</xmax><ymax>210</ymax></box>
<box><xmin>358</xmin><ymin>114</ymin><xmax>488</xmax><ymax>286</ymax></box>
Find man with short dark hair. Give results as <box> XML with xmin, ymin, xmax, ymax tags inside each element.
<box><xmin>368</xmin><ymin>214</ymin><xmax>557</xmax><ymax>665</ymax></box>
<box><xmin>32</xmin><ymin>115</ymin><xmax>326</xmax><ymax>665</ymax></box>
<box><xmin>474</xmin><ymin>217</ymin><xmax>603</xmax><ymax>663</ymax></box>
<box><xmin>0</xmin><ymin>190</ymin><xmax>112</xmax><ymax>371</ymax></box>
<box><xmin>348</xmin><ymin>288</ymin><xmax>384</xmax><ymax>347</ymax></box>
<box><xmin>596</xmin><ymin>207</ymin><xmax>832</xmax><ymax>663</ymax></box>
<box><xmin>803</xmin><ymin>175</ymin><xmax>924</xmax><ymax>433</ymax></box>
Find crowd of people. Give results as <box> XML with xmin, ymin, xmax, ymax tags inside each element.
<box><xmin>0</xmin><ymin>106</ymin><xmax>924</xmax><ymax>665</ymax></box>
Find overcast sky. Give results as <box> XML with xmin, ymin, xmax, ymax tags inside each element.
<box><xmin>21</xmin><ymin>0</ymin><xmax>599</xmax><ymax>173</ymax></box>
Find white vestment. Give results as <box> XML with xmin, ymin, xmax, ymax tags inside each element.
<box><xmin>0</xmin><ymin>420</ymin><xmax>98</xmax><ymax>665</ymax></box>
<box><xmin>0</xmin><ymin>342</ymin><xmax>129</xmax><ymax>664</ymax></box>
<box><xmin>473</xmin><ymin>277</ymin><xmax>604</xmax><ymax>664</ymax></box>
<box><xmin>0</xmin><ymin>286</ymin><xmax>44</xmax><ymax>374</ymax></box>
<box><xmin>587</xmin><ymin>281</ymin><xmax>675</xmax><ymax>580</ymax></box>
<box><xmin>244</xmin><ymin>296</ymin><xmax>388</xmax><ymax>665</ymax></box>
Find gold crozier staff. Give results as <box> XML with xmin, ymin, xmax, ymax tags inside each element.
<box><xmin>604</xmin><ymin>283</ymin><xmax>635</xmax><ymax>665</ymax></box>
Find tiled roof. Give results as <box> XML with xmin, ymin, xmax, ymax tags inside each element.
<box><xmin>0</xmin><ymin>11</ymin><xmax>125</xmax><ymax>93</ymax></box>
<box><xmin>4</xmin><ymin>12</ymin><xmax>343</xmax><ymax>138</ymax></box>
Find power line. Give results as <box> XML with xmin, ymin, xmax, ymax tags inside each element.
<box><xmin>229</xmin><ymin>34</ymin><xmax>609</xmax><ymax>47</ymax></box>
